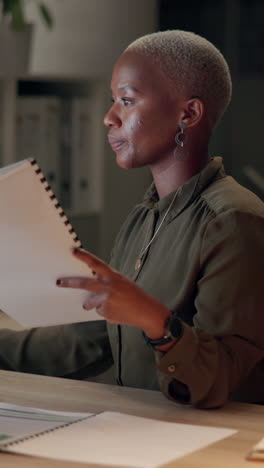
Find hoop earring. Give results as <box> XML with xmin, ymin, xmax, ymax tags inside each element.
<box><xmin>173</xmin><ymin>122</ymin><xmax>189</xmax><ymax>161</ymax></box>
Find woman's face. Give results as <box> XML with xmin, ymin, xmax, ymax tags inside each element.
<box><xmin>104</xmin><ymin>50</ymin><xmax>184</xmax><ymax>170</ymax></box>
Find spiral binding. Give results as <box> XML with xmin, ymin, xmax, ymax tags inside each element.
<box><xmin>29</xmin><ymin>159</ymin><xmax>82</xmax><ymax>248</ymax></box>
<box><xmin>2</xmin><ymin>414</ymin><xmax>95</xmax><ymax>449</ymax></box>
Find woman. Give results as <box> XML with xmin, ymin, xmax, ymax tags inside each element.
<box><xmin>1</xmin><ymin>30</ymin><xmax>264</xmax><ymax>408</ymax></box>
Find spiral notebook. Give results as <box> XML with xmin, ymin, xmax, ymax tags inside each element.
<box><xmin>0</xmin><ymin>402</ymin><xmax>236</xmax><ymax>467</ymax></box>
<box><xmin>0</xmin><ymin>158</ymin><xmax>101</xmax><ymax>327</ymax></box>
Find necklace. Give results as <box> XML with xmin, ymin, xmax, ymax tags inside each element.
<box><xmin>134</xmin><ymin>189</ymin><xmax>178</xmax><ymax>271</ymax></box>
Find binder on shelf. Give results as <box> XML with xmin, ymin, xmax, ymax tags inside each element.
<box><xmin>0</xmin><ymin>158</ymin><xmax>101</xmax><ymax>327</ymax></box>
<box><xmin>0</xmin><ymin>112</ymin><xmax>2</xmax><ymax>166</ymax></box>
<box><xmin>70</xmin><ymin>97</ymin><xmax>103</xmax><ymax>214</ymax></box>
<box><xmin>15</xmin><ymin>94</ymin><xmax>103</xmax><ymax>215</ymax></box>
<box><xmin>59</xmin><ymin>98</ymin><xmax>72</xmax><ymax>212</ymax></box>
<box><xmin>16</xmin><ymin>96</ymin><xmax>61</xmax><ymax>196</ymax></box>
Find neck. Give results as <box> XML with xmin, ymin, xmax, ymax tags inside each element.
<box><xmin>150</xmin><ymin>148</ymin><xmax>210</xmax><ymax>199</ymax></box>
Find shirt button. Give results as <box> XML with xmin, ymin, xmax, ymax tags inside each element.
<box><xmin>168</xmin><ymin>364</ymin><xmax>176</xmax><ymax>373</ymax></box>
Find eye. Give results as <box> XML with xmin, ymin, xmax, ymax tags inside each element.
<box><xmin>110</xmin><ymin>97</ymin><xmax>133</xmax><ymax>106</ymax></box>
<box><xmin>122</xmin><ymin>98</ymin><xmax>132</xmax><ymax>106</ymax></box>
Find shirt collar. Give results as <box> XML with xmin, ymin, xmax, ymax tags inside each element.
<box><xmin>143</xmin><ymin>157</ymin><xmax>226</xmax><ymax>221</ymax></box>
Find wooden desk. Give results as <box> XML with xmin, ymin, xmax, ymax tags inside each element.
<box><xmin>0</xmin><ymin>370</ymin><xmax>262</xmax><ymax>468</ymax></box>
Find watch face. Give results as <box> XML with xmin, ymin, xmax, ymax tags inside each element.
<box><xmin>168</xmin><ymin>316</ymin><xmax>183</xmax><ymax>338</ymax></box>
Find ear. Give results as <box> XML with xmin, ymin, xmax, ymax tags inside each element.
<box><xmin>180</xmin><ymin>97</ymin><xmax>205</xmax><ymax>128</ymax></box>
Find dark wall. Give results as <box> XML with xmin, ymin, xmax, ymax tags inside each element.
<box><xmin>160</xmin><ymin>0</ymin><xmax>225</xmax><ymax>52</ymax></box>
<box><xmin>159</xmin><ymin>0</ymin><xmax>264</xmax><ymax>199</ymax></box>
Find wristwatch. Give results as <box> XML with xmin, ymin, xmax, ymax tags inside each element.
<box><xmin>143</xmin><ymin>315</ymin><xmax>184</xmax><ymax>347</ymax></box>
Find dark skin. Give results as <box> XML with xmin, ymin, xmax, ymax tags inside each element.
<box><xmin>57</xmin><ymin>50</ymin><xmax>212</xmax><ymax>351</ymax></box>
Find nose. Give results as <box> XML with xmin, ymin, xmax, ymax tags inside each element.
<box><xmin>103</xmin><ymin>105</ymin><xmax>121</xmax><ymax>128</ymax></box>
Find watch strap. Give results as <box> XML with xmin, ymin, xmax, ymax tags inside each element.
<box><xmin>142</xmin><ymin>315</ymin><xmax>183</xmax><ymax>347</ymax></box>
<box><xmin>142</xmin><ymin>330</ymin><xmax>173</xmax><ymax>347</ymax></box>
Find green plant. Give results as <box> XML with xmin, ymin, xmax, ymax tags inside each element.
<box><xmin>1</xmin><ymin>0</ymin><xmax>53</xmax><ymax>30</ymax></box>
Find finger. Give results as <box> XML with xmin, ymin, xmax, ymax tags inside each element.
<box><xmin>83</xmin><ymin>292</ymin><xmax>110</xmax><ymax>310</ymax></box>
<box><xmin>56</xmin><ymin>277</ymin><xmax>110</xmax><ymax>293</ymax></box>
<box><xmin>72</xmin><ymin>248</ymin><xmax>112</xmax><ymax>277</ymax></box>
<box><xmin>95</xmin><ymin>305</ymin><xmax>105</xmax><ymax>317</ymax></box>
<box><xmin>95</xmin><ymin>307</ymin><xmax>119</xmax><ymax>324</ymax></box>
<box><xmin>81</xmin><ymin>301</ymin><xmax>105</xmax><ymax>318</ymax></box>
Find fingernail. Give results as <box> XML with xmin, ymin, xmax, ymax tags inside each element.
<box><xmin>56</xmin><ymin>279</ymin><xmax>66</xmax><ymax>286</ymax></box>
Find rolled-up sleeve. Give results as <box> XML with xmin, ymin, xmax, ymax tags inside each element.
<box><xmin>158</xmin><ymin>210</ymin><xmax>264</xmax><ymax>408</ymax></box>
<box><xmin>0</xmin><ymin>320</ymin><xmax>113</xmax><ymax>379</ymax></box>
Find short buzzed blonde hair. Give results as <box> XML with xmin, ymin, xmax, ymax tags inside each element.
<box><xmin>126</xmin><ymin>30</ymin><xmax>232</xmax><ymax>129</ymax></box>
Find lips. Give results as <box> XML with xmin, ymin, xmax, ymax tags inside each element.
<box><xmin>108</xmin><ymin>135</ymin><xmax>126</xmax><ymax>151</ymax></box>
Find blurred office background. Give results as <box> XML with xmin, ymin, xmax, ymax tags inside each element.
<box><xmin>0</xmin><ymin>0</ymin><xmax>263</xmax><ymax>287</ymax></box>
<box><xmin>160</xmin><ymin>0</ymin><xmax>264</xmax><ymax>205</ymax></box>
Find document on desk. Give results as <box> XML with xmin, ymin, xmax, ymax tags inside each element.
<box><xmin>0</xmin><ymin>402</ymin><xmax>237</xmax><ymax>467</ymax></box>
<box><xmin>247</xmin><ymin>437</ymin><xmax>264</xmax><ymax>461</ymax></box>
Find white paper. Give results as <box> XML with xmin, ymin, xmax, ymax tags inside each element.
<box><xmin>2</xmin><ymin>408</ymin><xmax>237</xmax><ymax>467</ymax></box>
<box><xmin>0</xmin><ymin>402</ymin><xmax>92</xmax><ymax>446</ymax></box>
<box><xmin>0</xmin><ymin>159</ymin><xmax>103</xmax><ymax>326</ymax></box>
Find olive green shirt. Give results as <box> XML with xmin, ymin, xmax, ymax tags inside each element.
<box><xmin>0</xmin><ymin>157</ymin><xmax>263</xmax><ymax>408</ymax></box>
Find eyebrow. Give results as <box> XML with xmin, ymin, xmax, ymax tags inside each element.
<box><xmin>117</xmin><ymin>85</ymin><xmax>139</xmax><ymax>92</ymax></box>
